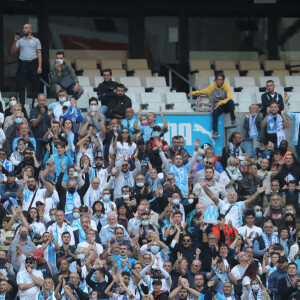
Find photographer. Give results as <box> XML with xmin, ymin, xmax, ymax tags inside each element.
<box><xmin>49</xmin><ymin>51</ymin><xmax>84</xmax><ymax>100</ymax></box>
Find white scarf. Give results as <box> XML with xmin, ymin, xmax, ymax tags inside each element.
<box><xmin>262</xmin><ymin>232</ymin><xmax>279</xmax><ymax>249</ymax></box>
<box><xmin>267</xmin><ymin>114</ymin><xmax>285</xmax><ymax>147</ymax></box>
<box><xmin>248</xmin><ymin>288</ymin><xmax>261</xmax><ymax>300</ymax></box>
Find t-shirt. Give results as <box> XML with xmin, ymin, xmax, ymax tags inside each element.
<box><xmin>78</xmin><ymin>241</ymin><xmax>103</xmax><ymax>254</ymax></box>
<box><xmin>17</xmin><ymin>269</ymin><xmax>44</xmax><ymax>300</ymax></box>
<box><xmin>238</xmin><ymin>225</ymin><xmax>263</xmax><ymax>242</ymax></box>
<box><xmin>218</xmin><ymin>200</ymin><xmax>246</xmax><ymax>228</ymax></box>
<box><xmin>116</xmin><ymin>141</ymin><xmax>136</xmax><ymax>157</ymax></box>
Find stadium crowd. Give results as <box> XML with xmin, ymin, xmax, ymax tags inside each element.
<box><xmin>1</xmin><ymin>23</ymin><xmax>300</xmax><ymax>300</ymax></box>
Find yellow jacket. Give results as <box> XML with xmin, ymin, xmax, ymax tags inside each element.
<box><xmin>191</xmin><ymin>81</ymin><xmax>232</xmax><ymax>106</ymax></box>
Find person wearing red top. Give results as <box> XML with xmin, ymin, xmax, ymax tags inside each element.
<box><xmin>211</xmin><ymin>214</ymin><xmax>238</xmax><ymax>246</ymax></box>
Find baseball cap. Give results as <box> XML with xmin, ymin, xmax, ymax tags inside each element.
<box><xmin>25</xmin><ymin>256</ymin><xmax>35</xmax><ymax>263</ymax></box>
<box><xmin>32</xmin><ymin>249</ymin><xmax>44</xmax><ymax>260</ymax></box>
<box><xmin>35</xmin><ymin>198</ymin><xmax>45</xmax><ymax>205</ymax></box>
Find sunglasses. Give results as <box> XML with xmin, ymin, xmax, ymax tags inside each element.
<box><xmin>122</xmin><ymin>132</ymin><xmax>129</xmax><ymax>134</ymax></box>
<box><xmin>182</xmin><ymin>239</ymin><xmax>191</xmax><ymax>242</ymax></box>
<box><xmin>36</xmin><ymin>203</ymin><xmax>44</xmax><ymax>206</ymax></box>
<box><xmin>122</xmin><ymin>164</ymin><xmax>129</xmax><ymax>167</ymax></box>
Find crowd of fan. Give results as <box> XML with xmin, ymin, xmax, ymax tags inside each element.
<box><xmin>3</xmin><ymin>22</ymin><xmax>300</xmax><ymax>300</ymax></box>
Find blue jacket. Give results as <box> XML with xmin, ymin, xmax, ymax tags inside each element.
<box><xmin>285</xmin><ymin>104</ymin><xmax>300</xmax><ymax>145</ymax></box>
<box><xmin>268</xmin><ymin>267</ymin><xmax>287</xmax><ymax>300</ymax></box>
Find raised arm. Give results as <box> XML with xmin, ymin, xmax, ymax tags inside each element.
<box><xmin>199</xmin><ymin>179</ymin><xmax>219</xmax><ymax>206</ymax></box>
<box><xmin>244</xmin><ymin>186</ymin><xmax>266</xmax><ymax>208</ymax></box>
<box><xmin>159</xmin><ymin>106</ymin><xmax>168</xmax><ymax>131</ymax></box>
<box><xmin>133</xmin><ymin>106</ymin><xmax>142</xmax><ymax>131</ymax></box>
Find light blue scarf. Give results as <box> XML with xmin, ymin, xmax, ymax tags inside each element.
<box><xmin>38</xmin><ymin>289</ymin><xmax>54</xmax><ymax>300</ymax></box>
<box><xmin>248</xmin><ymin>288</ymin><xmax>261</xmax><ymax>300</ymax></box>
<box><xmin>48</xmin><ymin>241</ymin><xmax>56</xmax><ymax>265</ymax></box>
<box><xmin>266</xmin><ymin>114</ymin><xmax>285</xmax><ymax>147</ymax></box>
<box><xmin>249</xmin><ymin>114</ymin><xmax>258</xmax><ymax>138</ymax></box>
<box><xmin>262</xmin><ymin>232</ymin><xmax>279</xmax><ymax>248</ymax></box>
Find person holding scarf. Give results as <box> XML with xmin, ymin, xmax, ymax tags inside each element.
<box><xmin>243</xmin><ymin>104</ymin><xmax>262</xmax><ymax>155</ymax></box>
<box><xmin>38</xmin><ymin>231</ymin><xmax>60</xmax><ymax>266</ymax></box>
<box><xmin>243</xmin><ymin>277</ymin><xmax>271</xmax><ymax>300</ymax></box>
<box><xmin>253</xmin><ymin>220</ymin><xmax>278</xmax><ymax>260</ymax></box>
<box><xmin>262</xmin><ymin>101</ymin><xmax>289</xmax><ymax>149</ymax></box>
<box><xmin>36</xmin><ymin>277</ymin><xmax>56</xmax><ymax>300</ymax></box>
<box><xmin>56</xmin><ymin>160</ymin><xmax>90</xmax><ymax>221</ymax></box>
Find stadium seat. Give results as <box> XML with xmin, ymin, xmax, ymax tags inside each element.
<box><xmin>126</xmin><ymin>87</ymin><xmax>145</xmax><ymax>94</ymax></box>
<box><xmin>258</xmin><ymin>76</ymin><xmax>281</xmax><ymax>87</ymax></box>
<box><xmin>193</xmin><ymin>70</ymin><xmax>215</xmax><ymax>89</ymax></box>
<box><xmin>189</xmin><ymin>59</ymin><xmax>211</xmax><ymax>71</ymax></box>
<box><xmin>247</xmin><ymin>70</ymin><xmax>265</xmax><ymax>85</ymax></box>
<box><xmin>152</xmin><ymin>87</ymin><xmax>171</xmax><ymax>93</ymax></box>
<box><xmin>214</xmin><ymin>60</ymin><xmax>236</xmax><ymax>70</ymax></box>
<box><xmin>165</xmin><ymin>92</ymin><xmax>188</xmax><ymax>104</ymax></box>
<box><xmin>82</xmin><ymin>86</ymin><xmax>94</xmax><ymax>96</ymax></box>
<box><xmin>289</xmin><ymin>101</ymin><xmax>299</xmax><ymax>112</ymax></box>
<box><xmin>78</xmin><ymin>94</ymin><xmax>90</xmax><ymax>111</ymax></box>
<box><xmin>288</xmin><ymin>92</ymin><xmax>300</xmax><ymax>102</ymax></box>
<box><xmin>241</xmin><ymin>86</ymin><xmax>260</xmax><ymax>93</ymax></box>
<box><xmin>134</xmin><ymin>70</ymin><xmax>152</xmax><ymax>86</ymax></box>
<box><xmin>274</xmin><ymin>86</ymin><xmax>284</xmax><ymax>95</ymax></box>
<box><xmin>140</xmin><ymin>93</ymin><xmax>163</xmax><ymax>104</ymax></box>
<box><xmin>255</xmin><ymin>92</ymin><xmax>264</xmax><ymax>103</ymax></box>
<box><xmin>100</xmin><ymin>59</ymin><xmax>123</xmax><ymax>70</ymax></box>
<box><xmin>125</xmin><ymin>92</ymin><xmax>140</xmax><ymax>104</ymax></box>
<box><xmin>233</xmin><ymin>77</ymin><xmax>256</xmax><ymax>87</ymax></box>
<box><xmin>145</xmin><ymin>77</ymin><xmax>167</xmax><ymax>88</ymax></box>
<box><xmin>82</xmin><ymin>69</ymin><xmax>101</xmax><ymax>87</ymax></box>
<box><xmin>75</xmin><ymin>59</ymin><xmax>97</xmax><ymax>70</ymax></box>
<box><xmin>263</xmin><ymin>60</ymin><xmax>286</xmax><ymax>71</ymax></box>
<box><xmin>167</xmin><ymin>102</ymin><xmax>193</xmax><ymax>112</ymax></box>
<box><xmin>239</xmin><ymin>60</ymin><xmax>261</xmax><ymax>71</ymax></box>
<box><xmin>289</xmin><ymin>60</ymin><xmax>300</xmax><ymax>73</ymax></box>
<box><xmin>221</xmin><ymin>70</ymin><xmax>240</xmax><ymax>83</ymax></box>
<box><xmin>127</xmin><ymin>59</ymin><xmax>149</xmax><ymax>70</ymax></box>
<box><xmin>292</xmin><ymin>86</ymin><xmax>300</xmax><ymax>92</ymax></box>
<box><xmin>272</xmin><ymin>70</ymin><xmax>290</xmax><ymax>85</ymax></box>
<box><xmin>111</xmin><ymin>70</ymin><xmax>127</xmax><ymax>82</ymax></box>
<box><xmin>284</xmin><ymin>76</ymin><xmax>300</xmax><ymax>88</ymax></box>
<box><xmin>120</xmin><ymin>77</ymin><xmax>142</xmax><ymax>87</ymax></box>
<box><xmin>145</xmin><ymin>103</ymin><xmax>166</xmax><ymax>112</ymax></box>
<box><xmin>132</xmin><ymin>102</ymin><xmax>140</xmax><ymax>112</ymax></box>
<box><xmin>78</xmin><ymin>76</ymin><xmax>90</xmax><ymax>86</ymax></box>
<box><xmin>237</xmin><ymin>92</ymin><xmax>257</xmax><ymax>103</ymax></box>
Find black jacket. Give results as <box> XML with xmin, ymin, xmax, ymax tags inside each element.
<box><xmin>261</xmin><ymin>92</ymin><xmax>284</xmax><ymax>117</ymax></box>
<box><xmin>97</xmin><ymin>80</ymin><xmax>118</xmax><ymax>105</ymax></box>
<box><xmin>4</xmin><ymin>278</ymin><xmax>18</xmax><ymax>299</ymax></box>
<box><xmin>237</xmin><ymin>175</ymin><xmax>262</xmax><ymax>203</ymax></box>
<box><xmin>56</xmin><ymin>171</ymin><xmax>90</xmax><ymax>211</ymax></box>
<box><xmin>276</xmin><ymin>164</ymin><xmax>300</xmax><ymax>188</ymax></box>
<box><xmin>106</xmin><ymin>94</ymin><xmax>132</xmax><ymax>119</ymax></box>
<box><xmin>278</xmin><ymin>275</ymin><xmax>298</xmax><ymax>298</ymax></box>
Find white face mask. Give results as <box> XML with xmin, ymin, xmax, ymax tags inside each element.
<box><xmin>122</xmin><ymin>194</ymin><xmax>130</xmax><ymax>200</ymax></box>
<box><xmin>90</xmin><ymin>105</ymin><xmax>98</xmax><ymax>112</ymax></box>
<box><xmin>188</xmin><ymin>198</ymin><xmax>194</xmax><ymax>204</ymax></box>
<box><xmin>10</xmin><ymin>100</ymin><xmax>17</xmax><ymax>106</ymax></box>
<box><xmin>251</xmin><ymin>284</ymin><xmax>260</xmax><ymax>291</ymax></box>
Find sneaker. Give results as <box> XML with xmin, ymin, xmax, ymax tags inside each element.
<box><xmin>231</xmin><ymin>120</ymin><xmax>238</xmax><ymax>126</ymax></box>
<box><xmin>212</xmin><ymin>131</ymin><xmax>220</xmax><ymax>138</ymax></box>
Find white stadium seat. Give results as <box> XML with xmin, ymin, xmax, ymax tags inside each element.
<box><xmin>285</xmin><ymin>76</ymin><xmax>300</xmax><ymax>87</ymax></box>
<box><xmin>233</xmin><ymin>76</ymin><xmax>256</xmax><ymax>87</ymax></box>
<box><xmin>120</xmin><ymin>77</ymin><xmax>142</xmax><ymax>87</ymax></box>
<box><xmin>140</xmin><ymin>93</ymin><xmax>163</xmax><ymax>104</ymax></box>
<box><xmin>152</xmin><ymin>87</ymin><xmax>171</xmax><ymax>93</ymax></box>
<box><xmin>126</xmin><ymin>87</ymin><xmax>145</xmax><ymax>94</ymax></box>
<box><xmin>165</xmin><ymin>92</ymin><xmax>188</xmax><ymax>103</ymax></box>
<box><xmin>125</xmin><ymin>92</ymin><xmax>140</xmax><ymax>103</ymax></box>
<box><xmin>145</xmin><ymin>76</ymin><xmax>167</xmax><ymax>88</ymax></box>
<box><xmin>78</xmin><ymin>76</ymin><xmax>90</xmax><ymax>86</ymax></box>
<box><xmin>259</xmin><ymin>76</ymin><xmax>281</xmax><ymax>87</ymax></box>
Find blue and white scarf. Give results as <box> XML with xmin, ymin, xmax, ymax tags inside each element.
<box><xmin>78</xmin><ymin>227</ymin><xmax>86</xmax><ymax>243</ymax></box>
<box><xmin>262</xmin><ymin>232</ymin><xmax>279</xmax><ymax>249</ymax></box>
<box><xmin>38</xmin><ymin>289</ymin><xmax>54</xmax><ymax>300</ymax></box>
<box><xmin>266</xmin><ymin>114</ymin><xmax>285</xmax><ymax>147</ymax></box>
<box><xmin>249</xmin><ymin>114</ymin><xmax>258</xmax><ymax>138</ymax></box>
<box><xmin>211</xmin><ymin>265</ymin><xmax>226</xmax><ymax>283</ymax></box>
<box><xmin>48</xmin><ymin>241</ymin><xmax>56</xmax><ymax>265</ymax></box>
<box><xmin>54</xmin><ymin>223</ymin><xmax>68</xmax><ymax>242</ymax></box>
<box><xmin>248</xmin><ymin>288</ymin><xmax>261</xmax><ymax>300</ymax></box>
<box><xmin>65</xmin><ymin>191</ymin><xmax>80</xmax><ymax>215</ymax></box>
<box><xmin>280</xmin><ymin>238</ymin><xmax>289</xmax><ymax>257</ymax></box>
<box><xmin>122</xmin><ymin>172</ymin><xmax>132</xmax><ymax>187</ymax></box>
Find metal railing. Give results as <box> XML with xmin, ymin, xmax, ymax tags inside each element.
<box><xmin>40</xmin><ymin>77</ymin><xmax>50</xmax><ymax>96</ymax></box>
<box><xmin>164</xmin><ymin>64</ymin><xmax>198</xmax><ymax>92</ymax></box>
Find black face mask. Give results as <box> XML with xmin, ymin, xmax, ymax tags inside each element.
<box><xmin>96</xmin><ymin>163</ymin><xmax>103</xmax><ymax>169</ymax></box>
<box><xmin>68</xmin><ymin>187</ymin><xmax>76</xmax><ymax>194</ymax></box>
<box><xmin>285</xmin><ymin>220</ymin><xmax>293</xmax><ymax>227</ymax></box>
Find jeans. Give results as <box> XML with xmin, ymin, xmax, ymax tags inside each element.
<box><xmin>99</xmin><ymin>105</ymin><xmax>108</xmax><ymax>123</ymax></box>
<box><xmin>243</xmin><ymin>139</ymin><xmax>258</xmax><ymax>156</ymax></box>
<box><xmin>212</xmin><ymin>99</ymin><xmax>235</xmax><ymax>132</ymax></box>
<box><xmin>49</xmin><ymin>83</ymin><xmax>84</xmax><ymax>100</ymax></box>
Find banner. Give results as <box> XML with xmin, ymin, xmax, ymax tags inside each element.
<box><xmin>154</xmin><ymin>114</ymin><xmax>224</xmax><ymax>155</ymax></box>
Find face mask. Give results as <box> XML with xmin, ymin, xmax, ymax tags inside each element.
<box><xmin>136</xmin><ymin>182</ymin><xmax>144</xmax><ymax>188</ymax></box>
<box><xmin>151</xmin><ymin>245</ymin><xmax>159</xmax><ymax>254</ymax></box>
<box><xmin>50</xmin><ymin>215</ymin><xmax>56</xmax><ymax>222</ymax></box>
<box><xmin>90</xmin><ymin>105</ymin><xmax>98</xmax><ymax>112</ymax></box>
<box><xmin>103</xmin><ymin>194</ymin><xmax>110</xmax><ymax>202</ymax></box>
<box><xmin>10</xmin><ymin>100</ymin><xmax>16</xmax><ymax>106</ymax></box>
<box><xmin>197</xmin><ymin>156</ymin><xmax>202</xmax><ymax>161</ymax></box>
<box><xmin>259</xmin><ymin>147</ymin><xmax>265</xmax><ymax>151</ymax></box>
<box><xmin>141</xmin><ymin>121</ymin><xmax>148</xmax><ymax>126</ymax></box>
<box><xmin>255</xmin><ymin>211</ymin><xmax>262</xmax><ymax>218</ymax></box>
<box><xmin>59</xmin><ymin>97</ymin><xmax>66</xmax><ymax>102</ymax></box>
<box><xmin>173</xmin><ymin>199</ymin><xmax>180</xmax><ymax>206</ymax></box>
<box><xmin>18</xmin><ymin>220</ymin><xmax>23</xmax><ymax>225</ymax></box>
<box><xmin>120</xmin><ymin>255</ymin><xmax>127</xmax><ymax>259</ymax></box>
<box><xmin>34</xmin><ymin>103</ymin><xmax>38</xmax><ymax>108</ymax></box>
<box><xmin>20</xmin><ymin>232</ymin><xmax>27</xmax><ymax>240</ymax></box>
<box><xmin>110</xmin><ymin>224</ymin><xmax>117</xmax><ymax>229</ymax></box>
<box><xmin>286</xmin><ymin>210</ymin><xmax>294</xmax><ymax>215</ymax></box>
<box><xmin>122</xmin><ymin>194</ymin><xmax>130</xmax><ymax>200</ymax></box>
<box><xmin>188</xmin><ymin>198</ymin><xmax>194</xmax><ymax>204</ymax></box>
<box><xmin>240</xmin><ymin>161</ymin><xmax>245</xmax><ymax>167</ymax></box>
<box><xmin>96</xmin><ymin>163</ymin><xmax>103</xmax><ymax>169</ymax></box>
<box><xmin>73</xmin><ymin>171</ymin><xmax>78</xmax><ymax>177</ymax></box>
<box><xmin>63</xmin><ymin>101</ymin><xmax>71</xmax><ymax>108</ymax></box>
<box><xmin>152</xmin><ymin>131</ymin><xmax>160</xmax><ymax>138</ymax></box>
<box><xmin>68</xmin><ymin>187</ymin><xmax>76</xmax><ymax>194</ymax></box>
<box><xmin>18</xmin><ymin>148</ymin><xmax>25</xmax><ymax>153</ymax></box>
<box><xmin>228</xmin><ymin>166</ymin><xmax>236</xmax><ymax>172</ymax></box>
<box><xmin>252</xmin><ymin>284</ymin><xmax>260</xmax><ymax>291</ymax></box>
<box><xmin>250</xmin><ymin>113</ymin><xmax>256</xmax><ymax>117</ymax></box>
<box><xmin>73</xmin><ymin>212</ymin><xmax>80</xmax><ymax>220</ymax></box>
<box><xmin>77</xmin><ymin>254</ymin><xmax>85</xmax><ymax>260</ymax></box>
<box><xmin>15</xmin><ymin>118</ymin><xmax>22</xmax><ymax>124</ymax></box>
<box><xmin>142</xmin><ymin>220</ymin><xmax>149</xmax><ymax>226</ymax></box>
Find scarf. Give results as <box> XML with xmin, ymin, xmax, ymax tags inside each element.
<box><xmin>248</xmin><ymin>288</ymin><xmax>261</xmax><ymax>300</ymax></box>
<box><xmin>65</xmin><ymin>191</ymin><xmax>80</xmax><ymax>215</ymax></box>
<box><xmin>262</xmin><ymin>232</ymin><xmax>279</xmax><ymax>249</ymax></box>
<box><xmin>122</xmin><ymin>171</ymin><xmax>132</xmax><ymax>187</ymax></box>
<box><xmin>54</xmin><ymin>223</ymin><xmax>68</xmax><ymax>243</ymax></box>
<box><xmin>249</xmin><ymin>114</ymin><xmax>258</xmax><ymax>138</ymax></box>
<box><xmin>225</xmin><ymin>167</ymin><xmax>242</xmax><ymax>181</ymax></box>
<box><xmin>211</xmin><ymin>265</ymin><xmax>226</xmax><ymax>283</ymax></box>
<box><xmin>154</xmin><ymin>290</ymin><xmax>163</xmax><ymax>298</ymax></box>
<box><xmin>228</xmin><ymin>142</ymin><xmax>242</xmax><ymax>158</ymax></box>
<box><xmin>280</xmin><ymin>238</ymin><xmax>289</xmax><ymax>257</ymax></box>
<box><xmin>286</xmin><ymin>274</ymin><xmax>298</xmax><ymax>288</ymax></box>
<box><xmin>47</xmin><ymin>241</ymin><xmax>56</xmax><ymax>265</ymax></box>
<box><xmin>38</xmin><ymin>289</ymin><xmax>54</xmax><ymax>300</ymax></box>
<box><xmin>266</xmin><ymin>114</ymin><xmax>285</xmax><ymax>147</ymax></box>
<box><xmin>78</xmin><ymin>227</ymin><xmax>86</xmax><ymax>243</ymax></box>
<box><xmin>0</xmin><ymin>294</ymin><xmax>4</xmax><ymax>300</ymax></box>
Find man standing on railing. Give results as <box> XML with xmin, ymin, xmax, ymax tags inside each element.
<box><xmin>11</xmin><ymin>24</ymin><xmax>42</xmax><ymax>106</ymax></box>
<box><xmin>188</xmin><ymin>72</ymin><xmax>236</xmax><ymax>138</ymax></box>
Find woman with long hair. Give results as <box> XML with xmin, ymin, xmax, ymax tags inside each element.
<box><xmin>117</xmin><ymin>203</ymin><xmax>129</xmax><ymax>229</ymax></box>
<box><xmin>92</xmin><ymin>200</ymin><xmax>107</xmax><ymax>232</ymax></box>
<box><xmin>116</xmin><ymin>128</ymin><xmax>136</xmax><ymax>158</ymax></box>
<box><xmin>242</xmin><ymin>262</ymin><xmax>266</xmax><ymax>296</ymax></box>
<box><xmin>289</xmin><ymin>228</ymin><xmax>300</xmax><ymax>262</ymax></box>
